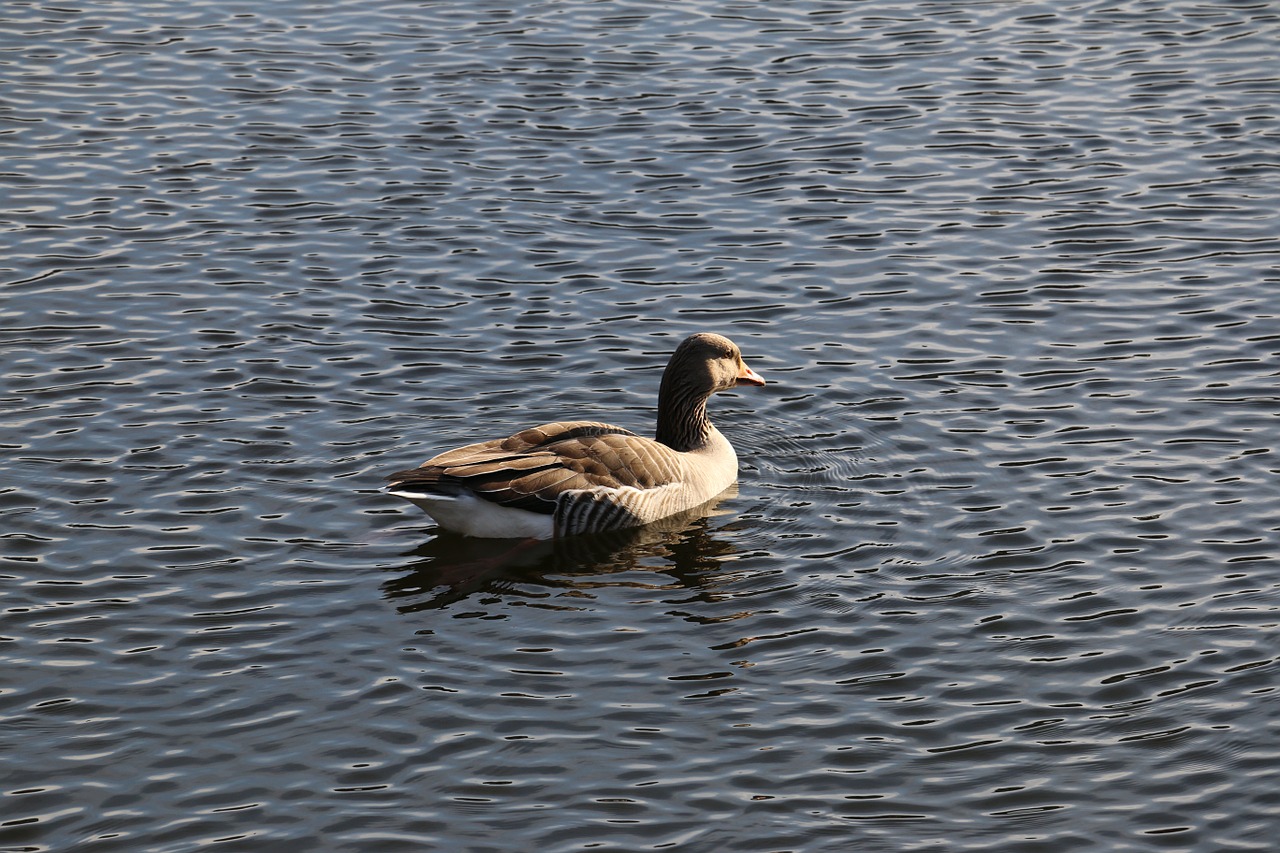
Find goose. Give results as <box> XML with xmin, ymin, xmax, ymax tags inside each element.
<box><xmin>385</xmin><ymin>332</ymin><xmax>765</xmax><ymax>538</ymax></box>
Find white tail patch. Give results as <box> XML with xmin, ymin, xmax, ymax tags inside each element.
<box><xmin>386</xmin><ymin>488</ymin><xmax>554</xmax><ymax>539</ymax></box>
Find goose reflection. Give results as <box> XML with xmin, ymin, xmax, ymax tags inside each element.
<box><xmin>382</xmin><ymin>487</ymin><xmax>744</xmax><ymax>614</ymax></box>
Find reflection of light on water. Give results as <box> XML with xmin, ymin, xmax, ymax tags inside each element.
<box><xmin>7</xmin><ymin>0</ymin><xmax>1278</xmax><ymax>846</ymax></box>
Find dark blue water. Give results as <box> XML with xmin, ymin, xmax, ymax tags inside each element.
<box><xmin>3</xmin><ymin>1</ymin><xmax>1278</xmax><ymax>850</ymax></box>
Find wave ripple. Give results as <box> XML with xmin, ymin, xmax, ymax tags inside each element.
<box><xmin>3</xmin><ymin>0</ymin><xmax>1278</xmax><ymax>851</ymax></box>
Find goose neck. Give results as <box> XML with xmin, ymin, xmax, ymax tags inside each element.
<box><xmin>656</xmin><ymin>383</ymin><xmax>713</xmax><ymax>451</ymax></box>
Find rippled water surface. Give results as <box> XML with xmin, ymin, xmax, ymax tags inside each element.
<box><xmin>3</xmin><ymin>0</ymin><xmax>1279</xmax><ymax>850</ymax></box>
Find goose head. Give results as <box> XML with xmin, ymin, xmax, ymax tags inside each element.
<box><xmin>662</xmin><ymin>332</ymin><xmax>765</xmax><ymax>397</ymax></box>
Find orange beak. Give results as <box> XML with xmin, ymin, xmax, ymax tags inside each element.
<box><xmin>735</xmin><ymin>361</ymin><xmax>765</xmax><ymax>387</ymax></box>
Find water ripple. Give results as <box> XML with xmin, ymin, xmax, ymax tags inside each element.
<box><xmin>3</xmin><ymin>0</ymin><xmax>1279</xmax><ymax>850</ymax></box>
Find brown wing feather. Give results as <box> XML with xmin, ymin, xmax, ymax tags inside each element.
<box><xmin>386</xmin><ymin>421</ymin><xmax>684</xmax><ymax>515</ymax></box>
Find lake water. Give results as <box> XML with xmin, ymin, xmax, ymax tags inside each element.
<box><xmin>3</xmin><ymin>0</ymin><xmax>1278</xmax><ymax>850</ymax></box>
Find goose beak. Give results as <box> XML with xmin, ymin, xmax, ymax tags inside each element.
<box><xmin>735</xmin><ymin>362</ymin><xmax>765</xmax><ymax>387</ymax></box>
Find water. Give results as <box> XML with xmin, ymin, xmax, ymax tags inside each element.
<box><xmin>3</xmin><ymin>0</ymin><xmax>1278</xmax><ymax>850</ymax></box>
